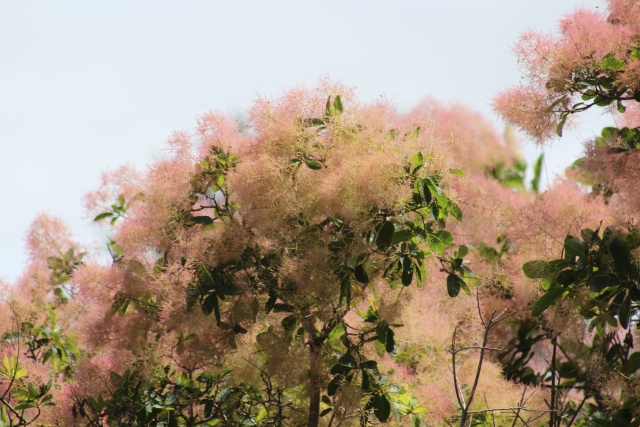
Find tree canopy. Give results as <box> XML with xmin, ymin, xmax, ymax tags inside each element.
<box><xmin>3</xmin><ymin>1</ymin><xmax>640</xmax><ymax>426</ymax></box>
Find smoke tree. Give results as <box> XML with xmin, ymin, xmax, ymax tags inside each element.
<box><xmin>1</xmin><ymin>80</ymin><xmax>554</xmax><ymax>427</ymax></box>
<box><xmin>3</xmin><ymin>1</ymin><xmax>640</xmax><ymax>425</ymax></box>
<box><xmin>494</xmin><ymin>1</ymin><xmax>640</xmax><ymax>425</ymax></box>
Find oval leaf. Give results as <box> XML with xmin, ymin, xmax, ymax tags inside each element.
<box><xmin>532</xmin><ymin>286</ymin><xmax>565</xmax><ymax>317</ymax></box>
<box><xmin>564</xmin><ymin>236</ymin><xmax>586</xmax><ymax>259</ymax></box>
<box><xmin>618</xmin><ymin>292</ymin><xmax>632</xmax><ymax>330</ymax></box>
<box><xmin>447</xmin><ymin>274</ymin><xmax>463</xmax><ymax>297</ymax></box>
<box><xmin>354</xmin><ymin>265</ymin><xmax>369</xmax><ymax>284</ymax></box>
<box><xmin>523</xmin><ymin>260</ymin><xmax>572</xmax><ymax>279</ymax></box>
<box><xmin>192</xmin><ymin>216</ymin><xmax>214</xmax><ymax>226</ymax></box>
<box><xmin>304</xmin><ymin>159</ymin><xmax>322</xmax><ymax>170</ymax></box>
<box><xmin>372</xmin><ymin>395</ymin><xmax>391</xmax><ymax>422</ymax></box>
<box><xmin>94</xmin><ymin>212</ymin><xmax>114</xmax><ymax>222</ymax></box>
<box><xmin>376</xmin><ymin>221</ymin><xmax>395</xmax><ymax>250</ymax></box>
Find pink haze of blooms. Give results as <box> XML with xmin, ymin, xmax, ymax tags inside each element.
<box><xmin>0</xmin><ymin>76</ymin><xmax>625</xmax><ymax>425</ymax></box>
<box><xmin>493</xmin><ymin>0</ymin><xmax>640</xmax><ymax>143</ymax></box>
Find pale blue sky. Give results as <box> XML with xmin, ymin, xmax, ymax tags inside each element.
<box><xmin>0</xmin><ymin>0</ymin><xmax>612</xmax><ymax>279</ymax></box>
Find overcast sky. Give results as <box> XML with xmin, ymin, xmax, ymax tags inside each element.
<box><xmin>0</xmin><ymin>0</ymin><xmax>613</xmax><ymax>280</ymax></box>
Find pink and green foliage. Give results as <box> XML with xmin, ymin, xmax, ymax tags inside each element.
<box><xmin>3</xmin><ymin>73</ymin><xmax>629</xmax><ymax>426</ymax></box>
<box><xmin>72</xmin><ymin>82</ymin><xmax>482</xmax><ymax>427</ymax></box>
<box><xmin>6</xmin><ymin>2</ymin><xmax>640</xmax><ymax>423</ymax></box>
<box><xmin>494</xmin><ymin>0</ymin><xmax>640</xmax><ymax>143</ymax></box>
<box><xmin>1</xmin><ymin>81</ymin><xmax>557</xmax><ymax>427</ymax></box>
<box><xmin>495</xmin><ymin>1</ymin><xmax>640</xmax><ymax>426</ymax></box>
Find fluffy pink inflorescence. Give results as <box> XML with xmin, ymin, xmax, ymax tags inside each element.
<box><xmin>83</xmin><ymin>165</ymin><xmax>140</xmax><ymax>221</ymax></box>
<box><xmin>10</xmin><ymin>78</ymin><xmax>622</xmax><ymax>424</ymax></box>
<box><xmin>403</xmin><ymin>99</ymin><xmax>521</xmax><ymax>172</ymax></box>
<box><xmin>493</xmin><ymin>0</ymin><xmax>639</xmax><ymax>143</ymax></box>
<box><xmin>25</xmin><ymin>213</ymin><xmax>77</xmax><ymax>262</ymax></box>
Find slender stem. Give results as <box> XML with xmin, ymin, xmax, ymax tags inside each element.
<box><xmin>450</xmin><ymin>328</ymin><xmax>465</xmax><ymax>411</ymax></box>
<box><xmin>566</xmin><ymin>393</ymin><xmax>588</xmax><ymax>427</ymax></box>
<box><xmin>460</xmin><ymin>311</ymin><xmax>496</xmax><ymax>427</ymax></box>
<box><xmin>307</xmin><ymin>343</ymin><xmax>322</xmax><ymax>427</ymax></box>
<box><xmin>510</xmin><ymin>387</ymin><xmax>527</xmax><ymax>427</ymax></box>
<box><xmin>549</xmin><ymin>337</ymin><xmax>558</xmax><ymax>427</ymax></box>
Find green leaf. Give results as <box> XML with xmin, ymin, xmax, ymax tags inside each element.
<box><xmin>602</xmin><ymin>126</ymin><xmax>620</xmax><ymax>139</ymax></box>
<box><xmin>340</xmin><ymin>276</ymin><xmax>351</xmax><ymax>306</ymax></box>
<box><xmin>273</xmin><ymin>303</ymin><xmax>294</xmax><ymax>313</ymax></box>
<box><xmin>376</xmin><ymin>321</ymin><xmax>388</xmax><ymax>344</ymax></box>
<box><xmin>333</xmin><ymin>95</ymin><xmax>343</xmax><ymax>114</ymax></box>
<box><xmin>416</xmin><ymin>178</ymin><xmax>432</xmax><ymax>205</ymax></box>
<box><xmin>281</xmin><ymin>315</ymin><xmax>298</xmax><ymax>334</ymax></box>
<box><xmin>412</xmin><ymin>163</ymin><xmax>425</xmax><ymax>176</ymax></box>
<box><xmin>165</xmin><ymin>391</ymin><xmax>177</xmax><ymax>405</ymax></box>
<box><xmin>27</xmin><ymin>383</ymin><xmax>39</xmax><ymax>399</ymax></box>
<box><xmin>589</xmin><ymin>274</ymin><xmax>619</xmax><ymax>291</ymax></box>
<box><xmin>414</xmin><ymin>260</ymin><xmax>425</xmax><ymax>288</ymax></box>
<box><xmin>320</xmin><ymin>408</ymin><xmax>332</xmax><ymax>417</ymax></box>
<box><xmin>581</xmin><ymin>228</ymin><xmax>599</xmax><ymax>244</ymax></box>
<box><xmin>564</xmin><ymin>235</ymin><xmax>586</xmax><ymax>259</ymax></box>
<box><xmin>198</xmin><ymin>266</ymin><xmax>216</xmax><ymax>287</ymax></box>
<box><xmin>233</xmin><ymin>324</ymin><xmax>247</xmax><ymax>334</ymax></box>
<box><xmin>300</xmin><ymin>118</ymin><xmax>326</xmax><ymax>127</ymax></box>
<box><xmin>354</xmin><ymin>265</ymin><xmax>369</xmax><ymax>284</ymax></box>
<box><xmin>376</xmin><ymin>221</ymin><xmax>395</xmax><ymax>250</ymax></box>
<box><xmin>338</xmin><ymin>353</ymin><xmax>357</xmax><ymax>368</ymax></box>
<box><xmin>385</xmin><ymin>328</ymin><xmax>395</xmax><ymax>353</ymax></box>
<box><xmin>600</xmin><ymin>53</ymin><xmax>625</xmax><ymax>71</ymax></box>
<box><xmin>202</xmin><ymin>294</ymin><xmax>221</xmax><ymax>324</ymax></box>
<box><xmin>360</xmin><ymin>360</ymin><xmax>378</xmax><ymax>370</ymax></box>
<box><xmin>531</xmin><ymin>154</ymin><xmax>544</xmax><ymax>193</ymax></box>
<box><xmin>459</xmin><ymin>278</ymin><xmax>471</xmax><ymax>295</ymax></box>
<box><xmin>532</xmin><ymin>286</ymin><xmax>565</xmax><ymax>317</ymax></box>
<box><xmin>94</xmin><ymin>212</ymin><xmax>114</xmax><ymax>222</ymax></box>
<box><xmin>556</xmin><ymin>269</ymin><xmax>576</xmax><ymax>286</ymax></box>
<box><xmin>191</xmin><ymin>216</ymin><xmax>214</xmax><ymax>225</ymax></box>
<box><xmin>556</xmin><ymin>113</ymin><xmax>568</xmax><ymax>137</ymax></box>
<box><xmin>372</xmin><ymin>395</ymin><xmax>391</xmax><ymax>422</ymax></box>
<box><xmin>304</xmin><ymin>159</ymin><xmax>322</xmax><ymax>170</ymax></box>
<box><xmin>390</xmin><ymin>229</ymin><xmax>413</xmax><ymax>245</ymax></box>
<box><xmin>401</xmin><ymin>258</ymin><xmax>413</xmax><ymax>286</ymax></box>
<box><xmin>448</xmin><ymin>168</ymin><xmax>466</xmax><ymax>176</ymax></box>
<box><xmin>628</xmin><ymin>352</ymin><xmax>640</xmax><ymax>373</ymax></box>
<box><xmin>523</xmin><ymin>260</ymin><xmax>548</xmax><ymax>279</ymax></box>
<box><xmin>410</xmin><ymin>152</ymin><xmax>424</xmax><ymax>166</ymax></box>
<box><xmin>447</xmin><ymin>274</ymin><xmax>464</xmax><ymax>297</ymax></box>
<box><xmin>619</xmin><ymin>292</ymin><xmax>632</xmax><ymax>330</ymax></box>
<box><xmin>608</xmin><ymin>237</ymin><xmax>632</xmax><ymax>279</ymax></box>
<box><xmin>330</xmin><ymin>363</ymin><xmax>352</xmax><ymax>375</ymax></box>
<box><xmin>457</xmin><ymin>245</ymin><xmax>469</xmax><ymax>258</ymax></box>
<box><xmin>447</xmin><ymin>202</ymin><xmax>463</xmax><ymax>221</ymax></box>
<box><xmin>346</xmin><ymin>258</ymin><xmax>356</xmax><ymax>270</ymax></box>
<box><xmin>594</xmin><ymin>96</ymin><xmax>614</xmax><ymax>107</ymax></box>
<box><xmin>327</xmin><ymin>376</ymin><xmax>342</xmax><ymax>396</ymax></box>
<box><xmin>433</xmin><ymin>230</ymin><xmax>454</xmax><ymax>246</ymax></box>
<box><xmin>361</xmin><ymin>371</ymin><xmax>371</xmax><ymax>391</ymax></box>
<box><xmin>522</xmin><ymin>259</ymin><xmax>572</xmax><ymax>279</ymax></box>
<box><xmin>265</xmin><ymin>293</ymin><xmax>277</xmax><ymax>314</ymax></box>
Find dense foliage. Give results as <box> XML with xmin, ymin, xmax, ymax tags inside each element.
<box><xmin>3</xmin><ymin>1</ymin><xmax>640</xmax><ymax>426</ymax></box>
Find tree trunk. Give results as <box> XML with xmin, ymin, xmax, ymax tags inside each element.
<box><xmin>307</xmin><ymin>343</ymin><xmax>322</xmax><ymax>427</ymax></box>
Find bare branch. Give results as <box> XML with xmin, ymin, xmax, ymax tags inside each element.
<box><xmin>451</xmin><ymin>303</ymin><xmax>519</xmax><ymax>427</ymax></box>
